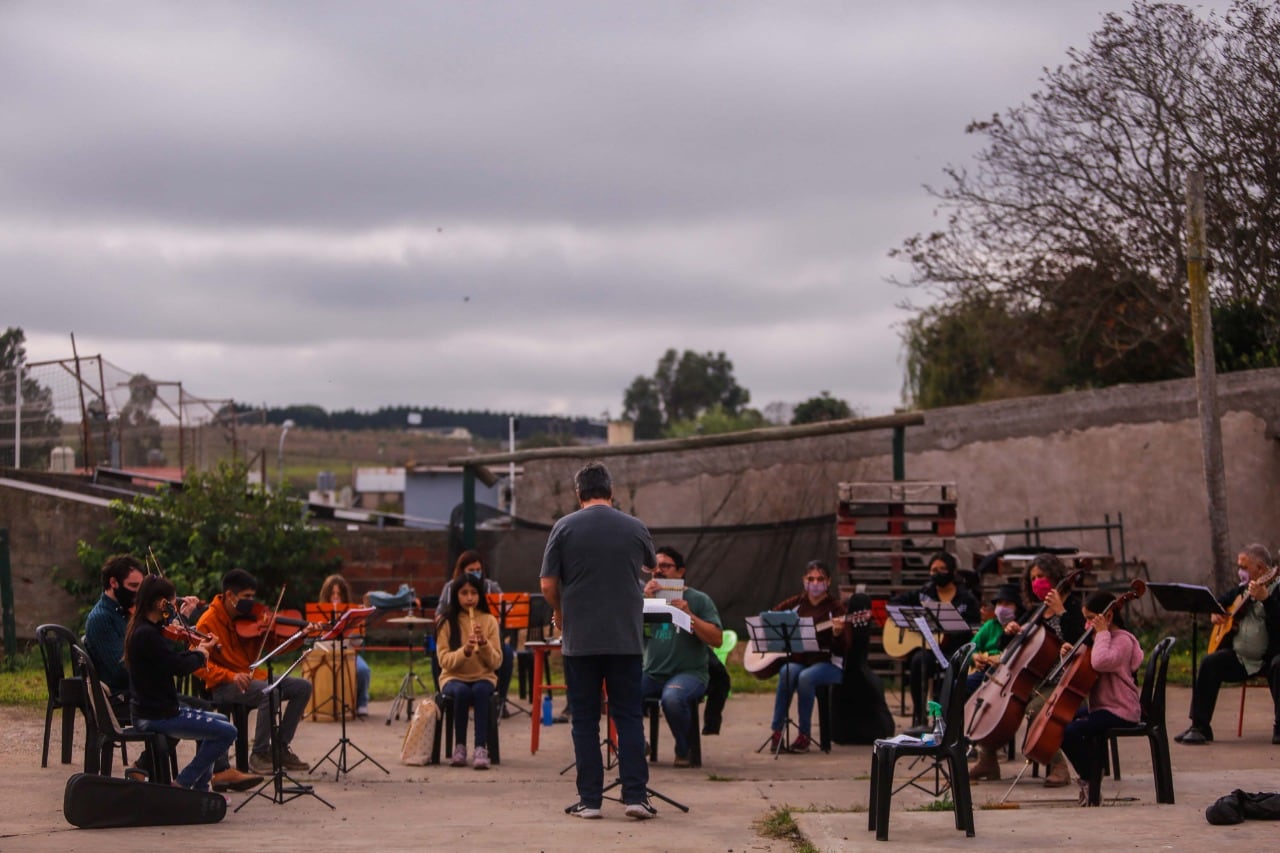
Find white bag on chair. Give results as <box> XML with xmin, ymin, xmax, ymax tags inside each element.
<box><xmin>400</xmin><ymin>698</ymin><xmax>439</xmax><ymax>765</ymax></box>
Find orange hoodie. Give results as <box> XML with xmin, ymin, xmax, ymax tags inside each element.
<box><xmin>194</xmin><ymin>594</ymin><xmax>270</xmax><ymax>689</ymax></box>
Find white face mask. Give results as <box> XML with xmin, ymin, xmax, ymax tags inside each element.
<box><xmin>994</xmin><ymin>604</ymin><xmax>1016</xmax><ymax>625</ymax></box>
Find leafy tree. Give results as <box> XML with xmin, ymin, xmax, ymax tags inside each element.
<box><xmin>74</xmin><ymin>461</ymin><xmax>339</xmax><ymax>607</ymax></box>
<box><xmin>895</xmin><ymin>1</ymin><xmax>1280</xmax><ymax>406</ymax></box>
<box><xmin>622</xmin><ymin>349</ymin><xmax>751</xmax><ymax>437</ymax></box>
<box><xmin>665</xmin><ymin>405</ymin><xmax>766</xmax><ymax>438</ymax></box>
<box><xmin>0</xmin><ymin>326</ymin><xmax>63</xmax><ymax>468</ymax></box>
<box><xmin>791</xmin><ymin>392</ymin><xmax>853</xmax><ymax>425</ymax></box>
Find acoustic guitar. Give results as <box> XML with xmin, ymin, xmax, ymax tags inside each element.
<box><xmin>880</xmin><ymin>614</ymin><xmax>944</xmax><ymax>659</ymax></box>
<box><xmin>742</xmin><ymin>611</ymin><xmax>869</xmax><ymax>679</ymax></box>
<box><xmin>1206</xmin><ymin>565</ymin><xmax>1279</xmax><ymax>654</ymax></box>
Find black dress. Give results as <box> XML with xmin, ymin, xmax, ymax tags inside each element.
<box><xmin>830</xmin><ymin>594</ymin><xmax>896</xmax><ymax>744</ymax></box>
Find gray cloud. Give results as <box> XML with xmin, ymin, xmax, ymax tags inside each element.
<box><xmin>5</xmin><ymin>1</ymin><xmax>1235</xmax><ymax>420</ymax></box>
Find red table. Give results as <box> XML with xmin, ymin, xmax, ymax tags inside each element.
<box><xmin>526</xmin><ymin>640</ymin><xmax>566</xmax><ymax>754</ymax></box>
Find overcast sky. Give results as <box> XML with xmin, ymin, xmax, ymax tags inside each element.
<box><xmin>3</xmin><ymin>1</ymin><xmax>1234</xmax><ymax>422</ymax></box>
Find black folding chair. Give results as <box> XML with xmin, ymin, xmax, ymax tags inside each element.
<box><xmin>1086</xmin><ymin>635</ymin><xmax>1176</xmax><ymax>806</ymax></box>
<box><xmin>35</xmin><ymin>624</ymin><xmax>90</xmax><ymax>767</ymax></box>
<box><xmin>71</xmin><ymin>645</ymin><xmax>174</xmax><ymax>784</ymax></box>
<box><xmin>868</xmin><ymin>642</ymin><xmax>976</xmax><ymax>842</ymax></box>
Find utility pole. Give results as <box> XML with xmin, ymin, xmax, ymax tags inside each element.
<box><xmin>1186</xmin><ymin>170</ymin><xmax>1232</xmax><ymax>591</ymax></box>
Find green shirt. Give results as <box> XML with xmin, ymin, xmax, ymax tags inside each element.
<box><xmin>972</xmin><ymin>618</ymin><xmax>1004</xmax><ymax>656</ymax></box>
<box><xmin>643</xmin><ymin>587</ymin><xmax>722</xmax><ymax>685</ymax></box>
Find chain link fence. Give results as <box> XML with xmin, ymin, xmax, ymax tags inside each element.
<box><xmin>0</xmin><ymin>355</ymin><xmax>241</xmax><ymax>472</ymax></box>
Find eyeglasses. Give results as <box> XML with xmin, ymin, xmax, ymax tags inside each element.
<box><xmin>655</xmin><ymin>562</ymin><xmax>678</xmax><ymax>570</ymax></box>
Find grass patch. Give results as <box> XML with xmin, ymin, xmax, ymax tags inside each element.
<box><xmin>0</xmin><ymin>666</ymin><xmax>46</xmax><ymax>707</ymax></box>
<box><xmin>706</xmin><ymin>772</ymin><xmax>739</xmax><ymax>782</ymax></box>
<box><xmin>755</xmin><ymin>806</ymin><xmax>818</xmax><ymax>852</ymax></box>
<box><xmin>907</xmin><ymin>797</ymin><xmax>955</xmax><ymax>812</ymax></box>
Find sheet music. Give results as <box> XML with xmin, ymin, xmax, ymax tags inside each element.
<box><xmin>744</xmin><ymin>613</ymin><xmax>823</xmax><ymax>653</ymax></box>
<box><xmin>914</xmin><ymin>615</ymin><xmax>949</xmax><ymax>668</ymax></box>
<box><xmin>644</xmin><ymin>598</ymin><xmax>692</xmax><ymax>633</ymax></box>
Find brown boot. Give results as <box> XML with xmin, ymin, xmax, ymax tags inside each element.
<box><xmin>1043</xmin><ymin>753</ymin><xmax>1071</xmax><ymax>788</ymax></box>
<box><xmin>968</xmin><ymin>745</ymin><xmax>1001</xmax><ymax>781</ymax></box>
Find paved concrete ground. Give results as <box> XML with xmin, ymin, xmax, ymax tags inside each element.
<box><xmin>3</xmin><ymin>686</ymin><xmax>1279</xmax><ymax>851</ymax></box>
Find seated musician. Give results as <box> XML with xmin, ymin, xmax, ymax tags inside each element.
<box><xmin>766</xmin><ymin>560</ymin><xmax>849</xmax><ymax>753</ymax></box>
<box><xmin>1176</xmin><ymin>543</ymin><xmax>1280</xmax><ymax>745</ymax></box>
<box><xmin>125</xmin><ymin>575</ymin><xmax>239</xmax><ymax>791</ymax></box>
<box><xmin>641</xmin><ymin>546</ymin><xmax>724</xmax><ymax>766</ymax></box>
<box><xmin>1010</xmin><ymin>553</ymin><xmax>1085</xmax><ymax>787</ymax></box>
<box><xmin>195</xmin><ymin>568</ymin><xmax>314</xmax><ymax>775</ymax></box>
<box><xmin>1059</xmin><ymin>591</ymin><xmax>1144</xmax><ymax>806</ymax></box>
<box><xmin>888</xmin><ymin>551</ymin><xmax>981</xmax><ymax>730</ymax></box>
<box><xmin>436</xmin><ymin>574</ymin><xmax>502</xmax><ymax>769</ymax></box>
<box><xmin>966</xmin><ymin>582</ymin><xmax>1024</xmax><ymax>780</ymax></box>
<box><xmin>432</xmin><ymin>550</ymin><xmax>515</xmax><ymax>711</ymax></box>
<box><xmin>317</xmin><ymin>573</ymin><xmax>373</xmax><ymax>717</ymax></box>
<box><xmin>83</xmin><ymin>553</ymin><xmax>260</xmax><ymax>791</ymax></box>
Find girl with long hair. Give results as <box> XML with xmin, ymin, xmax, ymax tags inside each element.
<box><xmin>435</xmin><ymin>574</ymin><xmax>502</xmax><ymax>769</ymax></box>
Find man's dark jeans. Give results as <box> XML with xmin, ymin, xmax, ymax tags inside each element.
<box><xmin>563</xmin><ymin>654</ymin><xmax>648</xmax><ymax>808</ymax></box>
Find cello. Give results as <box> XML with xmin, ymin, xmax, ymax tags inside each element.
<box><xmin>1023</xmin><ymin>579</ymin><xmax>1146</xmax><ymax>766</ymax></box>
<box><xmin>964</xmin><ymin>569</ymin><xmax>1085</xmax><ymax>748</ymax></box>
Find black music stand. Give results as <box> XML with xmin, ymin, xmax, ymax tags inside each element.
<box><xmin>489</xmin><ymin>592</ymin><xmax>532</xmax><ymax>718</ymax></box>
<box><xmin>235</xmin><ymin>639</ymin><xmax>335</xmax><ymax>812</ymax></box>
<box><xmin>310</xmin><ymin>607</ymin><xmax>388</xmax><ymax>778</ymax></box>
<box><xmin>1148</xmin><ymin>582</ymin><xmax>1225</xmax><ymax>683</ymax></box>
<box><xmin>887</xmin><ymin>602</ymin><xmax>964</xmax><ymax>728</ymax></box>
<box><xmin>384</xmin><ymin>612</ymin><xmax>433</xmax><ymax>725</ymax></box>
<box><xmin>746</xmin><ymin>611</ymin><xmax>821</xmax><ymax>758</ymax></box>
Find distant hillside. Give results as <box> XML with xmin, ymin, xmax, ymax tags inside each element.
<box><xmin>241</xmin><ymin>404</ymin><xmax>604</xmax><ymax>443</ymax></box>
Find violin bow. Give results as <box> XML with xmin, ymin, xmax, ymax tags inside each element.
<box><xmin>248</xmin><ymin>586</ymin><xmax>288</xmax><ymax>678</ymax></box>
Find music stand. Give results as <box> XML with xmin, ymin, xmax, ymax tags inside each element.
<box><xmin>311</xmin><ymin>606</ymin><xmax>388</xmax><ymax>778</ymax></box>
<box><xmin>235</xmin><ymin>637</ymin><xmax>335</xmax><ymax>812</ymax></box>
<box><xmin>1148</xmin><ymin>582</ymin><xmax>1225</xmax><ymax>683</ymax></box>
<box><xmin>887</xmin><ymin>602</ymin><xmax>967</xmax><ymax>727</ymax></box>
<box><xmin>746</xmin><ymin>611</ymin><xmax>821</xmax><ymax>758</ymax></box>
<box><xmin>488</xmin><ymin>592</ymin><xmax>532</xmax><ymax>718</ymax></box>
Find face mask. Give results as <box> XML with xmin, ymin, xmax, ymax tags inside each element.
<box><xmin>932</xmin><ymin>571</ymin><xmax>955</xmax><ymax>587</ymax></box>
<box><xmin>115</xmin><ymin>585</ymin><xmax>136</xmax><ymax>610</ymax></box>
<box><xmin>805</xmin><ymin>581</ymin><xmax>828</xmax><ymax>598</ymax></box>
<box><xmin>994</xmin><ymin>604</ymin><xmax>1016</xmax><ymax>625</ymax></box>
<box><xmin>1031</xmin><ymin>577</ymin><xmax>1053</xmax><ymax>601</ymax></box>
<box><xmin>234</xmin><ymin>597</ymin><xmax>257</xmax><ymax>617</ymax></box>
<box><xmin>1239</xmin><ymin>569</ymin><xmax>1251</xmax><ymax>585</ymax></box>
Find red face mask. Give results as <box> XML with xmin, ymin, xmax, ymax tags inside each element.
<box><xmin>1031</xmin><ymin>577</ymin><xmax>1053</xmax><ymax>601</ymax></box>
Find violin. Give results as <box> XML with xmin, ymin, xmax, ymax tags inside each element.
<box><xmin>234</xmin><ymin>600</ymin><xmax>309</xmax><ymax>640</ymax></box>
<box><xmin>1023</xmin><ymin>579</ymin><xmax>1146</xmax><ymax>766</ymax></box>
<box><xmin>964</xmin><ymin>569</ymin><xmax>1085</xmax><ymax>748</ymax></box>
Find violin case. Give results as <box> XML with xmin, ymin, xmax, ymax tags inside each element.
<box><xmin>63</xmin><ymin>772</ymin><xmax>226</xmax><ymax>828</ymax></box>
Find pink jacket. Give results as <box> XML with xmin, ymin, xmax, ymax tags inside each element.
<box><xmin>1088</xmin><ymin>629</ymin><xmax>1144</xmax><ymax>723</ymax></box>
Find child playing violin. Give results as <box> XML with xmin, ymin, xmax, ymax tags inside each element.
<box><xmin>435</xmin><ymin>574</ymin><xmax>502</xmax><ymax>769</ymax></box>
<box><xmin>1059</xmin><ymin>590</ymin><xmax>1144</xmax><ymax>806</ymax></box>
<box><xmin>195</xmin><ymin>568</ymin><xmax>315</xmax><ymax>775</ymax></box>
<box><xmin>125</xmin><ymin>575</ymin><xmax>238</xmax><ymax>791</ymax></box>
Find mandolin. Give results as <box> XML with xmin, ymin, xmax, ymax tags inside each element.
<box><xmin>1206</xmin><ymin>565</ymin><xmax>1279</xmax><ymax>654</ymax></box>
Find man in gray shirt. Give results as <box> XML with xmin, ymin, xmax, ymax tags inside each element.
<box><xmin>540</xmin><ymin>461</ymin><xmax>656</xmax><ymax>820</ymax></box>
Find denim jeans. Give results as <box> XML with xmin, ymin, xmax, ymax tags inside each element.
<box><xmin>442</xmin><ymin>678</ymin><xmax>495</xmax><ymax>748</ymax></box>
<box><xmin>642</xmin><ymin>672</ymin><xmax>707</xmax><ymax>757</ymax></box>
<box><xmin>210</xmin><ymin>675</ymin><xmax>311</xmax><ymax>755</ymax></box>
<box><xmin>563</xmin><ymin>654</ymin><xmax>648</xmax><ymax>807</ymax></box>
<box><xmin>135</xmin><ymin>705</ymin><xmax>238</xmax><ymax>790</ymax></box>
<box><xmin>355</xmin><ymin>654</ymin><xmax>371</xmax><ymax>709</ymax></box>
<box><xmin>771</xmin><ymin>661</ymin><xmax>843</xmax><ymax>736</ymax></box>
<box><xmin>1061</xmin><ymin>708</ymin><xmax>1133</xmax><ymax>780</ymax></box>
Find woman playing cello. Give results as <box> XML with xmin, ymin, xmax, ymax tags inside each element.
<box><xmin>1056</xmin><ymin>590</ymin><xmax>1144</xmax><ymax>805</ymax></box>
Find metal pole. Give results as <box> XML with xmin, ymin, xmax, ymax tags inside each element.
<box><xmin>0</xmin><ymin>529</ymin><xmax>15</xmax><ymax>668</ymax></box>
<box><xmin>462</xmin><ymin>466</ymin><xmax>477</xmax><ymax>550</ymax></box>
<box><xmin>13</xmin><ymin>361</ymin><xmax>21</xmax><ymax>469</ymax></box>
<box><xmin>1186</xmin><ymin>170</ymin><xmax>1233</xmax><ymax>591</ymax></box>
<box><xmin>508</xmin><ymin>416</ymin><xmax>517</xmax><ymax>518</ymax></box>
<box><xmin>892</xmin><ymin>425</ymin><xmax>905</xmax><ymax>481</ymax></box>
<box><xmin>277</xmin><ymin>419</ymin><xmax>295</xmax><ymax>490</ymax></box>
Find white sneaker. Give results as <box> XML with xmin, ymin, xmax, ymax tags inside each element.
<box><xmin>625</xmin><ymin>800</ymin><xmax>657</xmax><ymax>820</ymax></box>
<box><xmin>449</xmin><ymin>744</ymin><xmax>467</xmax><ymax>767</ymax></box>
<box><xmin>566</xmin><ymin>802</ymin><xmax>602</xmax><ymax>819</ymax></box>
<box><xmin>472</xmin><ymin>746</ymin><xmax>490</xmax><ymax>770</ymax></box>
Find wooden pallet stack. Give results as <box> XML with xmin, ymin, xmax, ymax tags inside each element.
<box><xmin>836</xmin><ymin>481</ymin><xmax>958</xmax><ymax>705</ymax></box>
<box><xmin>836</xmin><ymin>481</ymin><xmax>958</xmax><ymax>597</ymax></box>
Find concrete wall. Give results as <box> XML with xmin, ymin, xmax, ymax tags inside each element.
<box><xmin>500</xmin><ymin>368</ymin><xmax>1280</xmax><ymax>599</ymax></box>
